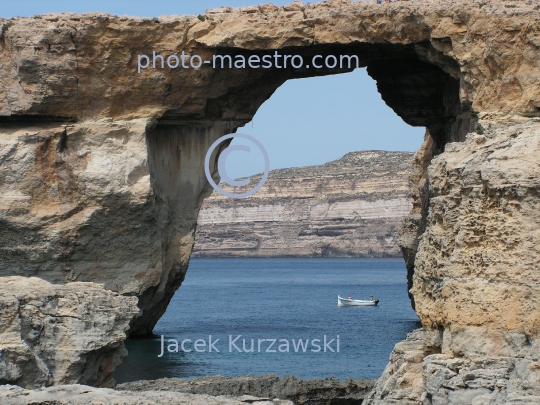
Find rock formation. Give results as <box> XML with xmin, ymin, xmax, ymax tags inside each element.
<box><xmin>0</xmin><ymin>384</ymin><xmax>293</xmax><ymax>405</ymax></box>
<box><xmin>0</xmin><ymin>121</ymin><xmax>222</xmax><ymax>337</ymax></box>
<box><xmin>365</xmin><ymin>120</ymin><xmax>540</xmax><ymax>404</ymax></box>
<box><xmin>118</xmin><ymin>374</ymin><xmax>376</xmax><ymax>405</ymax></box>
<box><xmin>0</xmin><ymin>277</ymin><xmax>139</xmax><ymax>388</ymax></box>
<box><xmin>1</xmin><ymin>0</ymin><xmax>535</xmax><ymax>334</ymax></box>
<box><xmin>193</xmin><ymin>151</ymin><xmax>413</xmax><ymax>258</ymax></box>
<box><xmin>0</xmin><ymin>0</ymin><xmax>539</xmax><ymax>401</ymax></box>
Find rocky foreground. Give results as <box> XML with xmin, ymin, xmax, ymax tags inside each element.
<box><xmin>0</xmin><ymin>277</ymin><xmax>139</xmax><ymax>388</ymax></box>
<box><xmin>0</xmin><ymin>374</ymin><xmax>375</xmax><ymax>405</ymax></box>
<box><xmin>0</xmin><ymin>385</ymin><xmax>293</xmax><ymax>405</ymax></box>
<box><xmin>118</xmin><ymin>374</ymin><xmax>375</xmax><ymax>404</ymax></box>
<box><xmin>193</xmin><ymin>151</ymin><xmax>413</xmax><ymax>258</ymax></box>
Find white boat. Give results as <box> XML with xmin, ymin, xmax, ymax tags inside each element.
<box><xmin>338</xmin><ymin>296</ymin><xmax>379</xmax><ymax>307</ymax></box>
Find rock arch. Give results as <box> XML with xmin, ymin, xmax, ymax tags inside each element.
<box><xmin>1</xmin><ymin>0</ymin><xmax>540</xmax><ymax>399</ymax></box>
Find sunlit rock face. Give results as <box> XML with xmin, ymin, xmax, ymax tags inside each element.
<box><xmin>0</xmin><ymin>0</ymin><xmax>539</xmax><ymax>396</ymax></box>
<box><xmin>194</xmin><ymin>151</ymin><xmax>413</xmax><ymax>258</ymax></box>
<box><xmin>0</xmin><ymin>121</ymin><xmax>225</xmax><ymax>336</ymax></box>
<box><xmin>0</xmin><ymin>276</ymin><xmax>139</xmax><ymax>388</ymax></box>
<box><xmin>365</xmin><ymin>119</ymin><xmax>540</xmax><ymax>404</ymax></box>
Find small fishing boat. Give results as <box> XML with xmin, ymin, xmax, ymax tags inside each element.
<box><xmin>338</xmin><ymin>296</ymin><xmax>379</xmax><ymax>307</ymax></box>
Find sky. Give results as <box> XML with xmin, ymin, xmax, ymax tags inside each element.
<box><xmin>2</xmin><ymin>1</ymin><xmax>425</xmax><ymax>178</ymax></box>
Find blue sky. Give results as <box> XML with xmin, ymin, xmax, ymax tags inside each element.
<box><xmin>3</xmin><ymin>1</ymin><xmax>296</xmax><ymax>17</ymax></box>
<box><xmin>3</xmin><ymin>1</ymin><xmax>424</xmax><ymax>178</ymax></box>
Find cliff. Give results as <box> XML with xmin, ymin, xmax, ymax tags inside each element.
<box><xmin>0</xmin><ymin>0</ymin><xmax>539</xmax><ymax>402</ymax></box>
<box><xmin>364</xmin><ymin>119</ymin><xmax>540</xmax><ymax>405</ymax></box>
<box><xmin>193</xmin><ymin>151</ymin><xmax>413</xmax><ymax>258</ymax></box>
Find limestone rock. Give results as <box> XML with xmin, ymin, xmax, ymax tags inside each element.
<box><xmin>364</xmin><ymin>327</ymin><xmax>540</xmax><ymax>404</ymax></box>
<box><xmin>365</xmin><ymin>121</ymin><xmax>540</xmax><ymax>403</ymax></box>
<box><xmin>118</xmin><ymin>374</ymin><xmax>376</xmax><ymax>404</ymax></box>
<box><xmin>0</xmin><ymin>0</ymin><xmax>538</xmax><ymax>124</ymax></box>
<box><xmin>193</xmin><ymin>151</ymin><xmax>413</xmax><ymax>258</ymax></box>
<box><xmin>413</xmin><ymin>120</ymin><xmax>540</xmax><ymax>334</ymax></box>
<box><xmin>0</xmin><ymin>384</ymin><xmax>293</xmax><ymax>405</ymax></box>
<box><xmin>0</xmin><ymin>121</ymin><xmax>225</xmax><ymax>336</ymax></box>
<box><xmin>398</xmin><ymin>130</ymin><xmax>435</xmax><ymax>309</ymax></box>
<box><xmin>0</xmin><ymin>276</ymin><xmax>139</xmax><ymax>388</ymax></box>
<box><xmin>363</xmin><ymin>328</ymin><xmax>441</xmax><ymax>404</ymax></box>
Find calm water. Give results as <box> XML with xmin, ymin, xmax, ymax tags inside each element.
<box><xmin>114</xmin><ymin>258</ymin><xmax>420</xmax><ymax>383</ymax></box>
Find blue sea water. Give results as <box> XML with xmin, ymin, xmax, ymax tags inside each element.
<box><xmin>114</xmin><ymin>258</ymin><xmax>420</xmax><ymax>383</ymax></box>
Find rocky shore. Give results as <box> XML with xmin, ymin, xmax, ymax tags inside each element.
<box><xmin>0</xmin><ymin>384</ymin><xmax>293</xmax><ymax>405</ymax></box>
<box><xmin>0</xmin><ymin>375</ymin><xmax>375</xmax><ymax>405</ymax></box>
<box><xmin>118</xmin><ymin>374</ymin><xmax>376</xmax><ymax>405</ymax></box>
<box><xmin>364</xmin><ymin>120</ymin><xmax>540</xmax><ymax>404</ymax></box>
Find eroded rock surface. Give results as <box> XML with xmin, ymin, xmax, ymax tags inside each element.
<box><xmin>1</xmin><ymin>0</ymin><xmax>538</xmax><ymax>125</ymax></box>
<box><xmin>118</xmin><ymin>374</ymin><xmax>375</xmax><ymax>405</ymax></box>
<box><xmin>0</xmin><ymin>277</ymin><xmax>139</xmax><ymax>388</ymax></box>
<box><xmin>0</xmin><ymin>121</ymin><xmax>226</xmax><ymax>336</ymax></box>
<box><xmin>0</xmin><ymin>384</ymin><xmax>293</xmax><ymax>405</ymax></box>
<box><xmin>365</xmin><ymin>121</ymin><xmax>540</xmax><ymax>404</ymax></box>
<box><xmin>364</xmin><ymin>327</ymin><xmax>540</xmax><ymax>404</ymax></box>
<box><xmin>413</xmin><ymin>121</ymin><xmax>540</xmax><ymax>335</ymax></box>
<box><xmin>194</xmin><ymin>151</ymin><xmax>413</xmax><ymax>258</ymax></box>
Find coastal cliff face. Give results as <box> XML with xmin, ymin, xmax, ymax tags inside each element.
<box><xmin>0</xmin><ymin>0</ymin><xmax>539</xmax><ymax>399</ymax></box>
<box><xmin>0</xmin><ymin>385</ymin><xmax>294</xmax><ymax>405</ymax></box>
<box><xmin>193</xmin><ymin>151</ymin><xmax>413</xmax><ymax>258</ymax></box>
<box><xmin>0</xmin><ymin>121</ymin><xmax>224</xmax><ymax>337</ymax></box>
<box><xmin>365</xmin><ymin>120</ymin><xmax>540</xmax><ymax>405</ymax></box>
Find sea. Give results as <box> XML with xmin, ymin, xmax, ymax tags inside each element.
<box><xmin>114</xmin><ymin>258</ymin><xmax>420</xmax><ymax>383</ymax></box>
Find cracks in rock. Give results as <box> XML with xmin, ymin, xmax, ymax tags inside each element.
<box><xmin>15</xmin><ymin>300</ymin><xmax>51</xmax><ymax>386</ymax></box>
<box><xmin>0</xmin><ymin>141</ymin><xmax>18</xmax><ymax>166</ymax></box>
<box><xmin>56</xmin><ymin>127</ymin><xmax>68</xmax><ymax>153</ymax></box>
<box><xmin>66</xmin><ymin>24</ymin><xmax>80</xmax><ymax>117</ymax></box>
